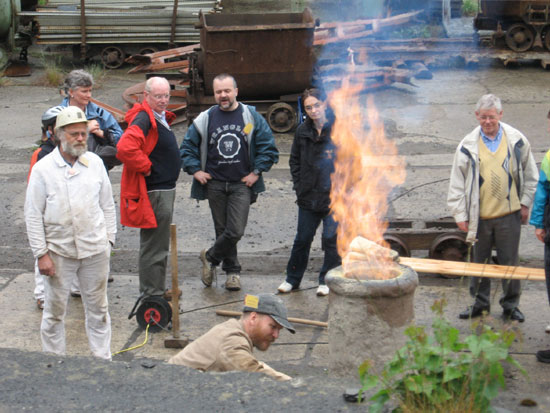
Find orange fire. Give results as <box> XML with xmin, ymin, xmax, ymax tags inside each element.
<box><xmin>329</xmin><ymin>75</ymin><xmax>406</xmax><ymax>280</ymax></box>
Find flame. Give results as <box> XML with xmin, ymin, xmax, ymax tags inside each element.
<box><xmin>329</xmin><ymin>73</ymin><xmax>406</xmax><ymax>280</ymax></box>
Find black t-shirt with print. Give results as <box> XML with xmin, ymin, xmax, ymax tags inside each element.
<box><xmin>205</xmin><ymin>105</ymin><xmax>250</xmax><ymax>182</ymax></box>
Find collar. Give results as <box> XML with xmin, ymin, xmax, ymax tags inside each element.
<box><xmin>53</xmin><ymin>147</ymin><xmax>90</xmax><ymax>168</ymax></box>
<box><xmin>480</xmin><ymin>123</ymin><xmax>502</xmax><ymax>143</ymax></box>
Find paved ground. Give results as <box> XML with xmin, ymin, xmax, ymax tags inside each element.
<box><xmin>2</xmin><ymin>48</ymin><xmax>550</xmax><ymax>411</ymax></box>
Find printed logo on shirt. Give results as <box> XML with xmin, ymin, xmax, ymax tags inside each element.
<box><xmin>217</xmin><ymin>132</ymin><xmax>242</xmax><ymax>159</ymax></box>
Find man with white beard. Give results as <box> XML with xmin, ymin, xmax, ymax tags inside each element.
<box><xmin>25</xmin><ymin>106</ymin><xmax>116</xmax><ymax>360</ymax></box>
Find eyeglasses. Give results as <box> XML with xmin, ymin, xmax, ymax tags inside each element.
<box><xmin>67</xmin><ymin>131</ymin><xmax>88</xmax><ymax>138</ymax></box>
<box><xmin>151</xmin><ymin>93</ymin><xmax>170</xmax><ymax>100</ymax></box>
<box><xmin>304</xmin><ymin>102</ymin><xmax>322</xmax><ymax>111</ymax></box>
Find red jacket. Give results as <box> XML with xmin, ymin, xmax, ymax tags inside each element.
<box><xmin>116</xmin><ymin>101</ymin><xmax>176</xmax><ymax>228</ymax></box>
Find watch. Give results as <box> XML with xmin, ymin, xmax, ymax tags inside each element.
<box><xmin>253</xmin><ymin>168</ymin><xmax>261</xmax><ymax>176</ymax></box>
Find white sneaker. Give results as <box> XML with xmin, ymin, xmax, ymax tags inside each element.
<box><xmin>277</xmin><ymin>281</ymin><xmax>293</xmax><ymax>293</ymax></box>
<box><xmin>316</xmin><ymin>285</ymin><xmax>329</xmax><ymax>296</ymax></box>
<box><xmin>546</xmin><ymin>324</ymin><xmax>550</xmax><ymax>334</ymax></box>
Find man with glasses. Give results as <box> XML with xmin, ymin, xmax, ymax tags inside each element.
<box><xmin>448</xmin><ymin>94</ymin><xmax>538</xmax><ymax>322</ymax></box>
<box><xmin>25</xmin><ymin>106</ymin><xmax>116</xmax><ymax>359</ymax></box>
<box><xmin>181</xmin><ymin>73</ymin><xmax>278</xmax><ymax>291</ymax></box>
<box><xmin>117</xmin><ymin>77</ymin><xmax>182</xmax><ymax>301</ymax></box>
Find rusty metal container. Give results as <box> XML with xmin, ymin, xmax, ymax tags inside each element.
<box><xmin>479</xmin><ymin>0</ymin><xmax>549</xmax><ymax>19</ymax></box>
<box><xmin>196</xmin><ymin>9</ymin><xmax>316</xmax><ymax>99</ymax></box>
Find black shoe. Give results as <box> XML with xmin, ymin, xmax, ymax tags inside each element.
<box><xmin>459</xmin><ymin>305</ymin><xmax>490</xmax><ymax>319</ymax></box>
<box><xmin>536</xmin><ymin>349</ymin><xmax>550</xmax><ymax>363</ymax></box>
<box><xmin>70</xmin><ymin>291</ymin><xmax>81</xmax><ymax>298</ymax></box>
<box><xmin>503</xmin><ymin>307</ymin><xmax>525</xmax><ymax>323</ymax></box>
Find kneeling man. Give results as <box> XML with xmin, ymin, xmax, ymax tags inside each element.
<box><xmin>168</xmin><ymin>294</ymin><xmax>294</xmax><ymax>381</ymax></box>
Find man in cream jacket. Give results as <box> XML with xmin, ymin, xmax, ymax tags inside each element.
<box><xmin>448</xmin><ymin>94</ymin><xmax>538</xmax><ymax>322</ymax></box>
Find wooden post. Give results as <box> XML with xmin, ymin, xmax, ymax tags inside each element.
<box><xmin>170</xmin><ymin>224</ymin><xmax>179</xmax><ymax>338</ymax></box>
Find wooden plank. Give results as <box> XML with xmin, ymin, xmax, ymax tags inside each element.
<box><xmin>399</xmin><ymin>257</ymin><xmax>545</xmax><ymax>281</ymax></box>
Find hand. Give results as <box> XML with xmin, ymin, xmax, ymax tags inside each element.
<box><xmin>38</xmin><ymin>253</ymin><xmax>55</xmax><ymax>277</ymax></box>
<box><xmin>144</xmin><ymin>169</ymin><xmax>151</xmax><ymax>177</ymax></box>
<box><xmin>88</xmin><ymin>119</ymin><xmax>104</xmax><ymax>138</ymax></box>
<box><xmin>535</xmin><ymin>228</ymin><xmax>546</xmax><ymax>243</ymax></box>
<box><xmin>520</xmin><ymin>205</ymin><xmax>529</xmax><ymax>224</ymax></box>
<box><xmin>241</xmin><ymin>172</ymin><xmax>259</xmax><ymax>187</ymax></box>
<box><xmin>193</xmin><ymin>171</ymin><xmax>212</xmax><ymax>185</ymax></box>
<box><xmin>456</xmin><ymin>221</ymin><xmax>469</xmax><ymax>232</ymax></box>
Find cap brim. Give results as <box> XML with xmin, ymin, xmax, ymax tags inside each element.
<box><xmin>271</xmin><ymin>315</ymin><xmax>295</xmax><ymax>334</ymax></box>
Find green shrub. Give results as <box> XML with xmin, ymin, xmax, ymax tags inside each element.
<box><xmin>358</xmin><ymin>300</ymin><xmax>525</xmax><ymax>413</ymax></box>
<box><xmin>85</xmin><ymin>63</ymin><xmax>106</xmax><ymax>89</ymax></box>
<box><xmin>462</xmin><ymin>0</ymin><xmax>478</xmax><ymax>17</ymax></box>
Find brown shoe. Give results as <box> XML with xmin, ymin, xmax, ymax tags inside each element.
<box><xmin>163</xmin><ymin>288</ymin><xmax>182</xmax><ymax>302</ymax></box>
<box><xmin>225</xmin><ymin>273</ymin><xmax>241</xmax><ymax>291</ymax></box>
<box><xmin>36</xmin><ymin>298</ymin><xmax>44</xmax><ymax>310</ymax></box>
<box><xmin>200</xmin><ymin>249</ymin><xmax>216</xmax><ymax>287</ymax></box>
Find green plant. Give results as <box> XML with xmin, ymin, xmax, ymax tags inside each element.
<box><xmin>41</xmin><ymin>53</ymin><xmax>65</xmax><ymax>88</ymax></box>
<box><xmin>358</xmin><ymin>300</ymin><xmax>525</xmax><ymax>413</ymax></box>
<box><xmin>85</xmin><ymin>63</ymin><xmax>106</xmax><ymax>88</ymax></box>
<box><xmin>462</xmin><ymin>0</ymin><xmax>478</xmax><ymax>17</ymax></box>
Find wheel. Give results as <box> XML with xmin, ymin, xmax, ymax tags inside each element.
<box><xmin>544</xmin><ymin>27</ymin><xmax>550</xmax><ymax>51</ymax></box>
<box><xmin>266</xmin><ymin>102</ymin><xmax>297</xmax><ymax>133</ymax></box>
<box><xmin>101</xmin><ymin>46</ymin><xmax>126</xmax><ymax>69</ymax></box>
<box><xmin>135</xmin><ymin>296</ymin><xmax>172</xmax><ymax>332</ymax></box>
<box><xmin>383</xmin><ymin>234</ymin><xmax>411</xmax><ymax>257</ymax></box>
<box><xmin>139</xmin><ymin>47</ymin><xmax>158</xmax><ymax>55</ymax></box>
<box><xmin>505</xmin><ymin>23</ymin><xmax>535</xmax><ymax>52</ymax></box>
<box><xmin>429</xmin><ymin>232</ymin><xmax>469</xmax><ymax>279</ymax></box>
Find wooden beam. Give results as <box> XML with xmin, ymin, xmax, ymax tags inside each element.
<box><xmin>399</xmin><ymin>257</ymin><xmax>545</xmax><ymax>281</ymax></box>
<box><xmin>215</xmin><ymin>310</ymin><xmax>328</xmax><ymax>328</ymax></box>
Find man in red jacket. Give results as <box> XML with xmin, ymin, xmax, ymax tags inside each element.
<box><xmin>117</xmin><ymin>77</ymin><xmax>182</xmax><ymax>299</ymax></box>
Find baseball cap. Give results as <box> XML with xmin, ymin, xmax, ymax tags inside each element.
<box><xmin>243</xmin><ymin>293</ymin><xmax>295</xmax><ymax>334</ymax></box>
<box><xmin>55</xmin><ymin>106</ymin><xmax>87</xmax><ymax>129</ymax></box>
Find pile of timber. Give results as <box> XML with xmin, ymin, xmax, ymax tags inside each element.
<box><xmin>18</xmin><ymin>0</ymin><xmax>219</xmax><ymax>45</ymax></box>
<box><xmin>314</xmin><ymin>11</ymin><xmax>422</xmax><ymax>46</ymax></box>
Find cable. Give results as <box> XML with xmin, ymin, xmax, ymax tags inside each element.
<box><xmin>112</xmin><ymin>322</ymin><xmax>151</xmax><ymax>356</ymax></box>
<box><xmin>390</xmin><ymin>178</ymin><xmax>450</xmax><ymax>202</ymax></box>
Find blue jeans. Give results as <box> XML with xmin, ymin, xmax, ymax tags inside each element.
<box><xmin>206</xmin><ymin>180</ymin><xmax>251</xmax><ymax>274</ymax></box>
<box><xmin>286</xmin><ymin>207</ymin><xmax>341</xmax><ymax>287</ymax></box>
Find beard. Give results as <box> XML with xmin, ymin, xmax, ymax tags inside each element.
<box><xmin>61</xmin><ymin>139</ymin><xmax>87</xmax><ymax>158</ymax></box>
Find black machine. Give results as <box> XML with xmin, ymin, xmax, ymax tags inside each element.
<box><xmin>128</xmin><ymin>295</ymin><xmax>172</xmax><ymax>332</ymax></box>
<box><xmin>474</xmin><ymin>0</ymin><xmax>550</xmax><ymax>51</ymax></box>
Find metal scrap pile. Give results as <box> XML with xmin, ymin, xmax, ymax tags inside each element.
<box><xmin>19</xmin><ymin>0</ymin><xmax>219</xmax><ymax>45</ymax></box>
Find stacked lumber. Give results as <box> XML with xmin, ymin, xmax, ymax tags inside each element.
<box><xmin>314</xmin><ymin>11</ymin><xmax>421</xmax><ymax>46</ymax></box>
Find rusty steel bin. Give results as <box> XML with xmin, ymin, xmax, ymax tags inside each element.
<box><xmin>197</xmin><ymin>9</ymin><xmax>316</xmax><ymax>99</ymax></box>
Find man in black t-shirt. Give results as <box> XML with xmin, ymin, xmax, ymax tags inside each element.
<box><xmin>181</xmin><ymin>74</ymin><xmax>278</xmax><ymax>291</ymax></box>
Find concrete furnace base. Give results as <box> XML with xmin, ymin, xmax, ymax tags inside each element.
<box><xmin>325</xmin><ymin>264</ymin><xmax>418</xmax><ymax>376</ymax></box>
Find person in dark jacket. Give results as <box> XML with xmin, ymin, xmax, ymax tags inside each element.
<box><xmin>181</xmin><ymin>73</ymin><xmax>278</xmax><ymax>292</ymax></box>
<box><xmin>117</xmin><ymin>76</ymin><xmax>182</xmax><ymax>300</ymax></box>
<box><xmin>278</xmin><ymin>88</ymin><xmax>341</xmax><ymax>296</ymax></box>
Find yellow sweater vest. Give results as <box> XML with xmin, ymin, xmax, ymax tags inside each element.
<box><xmin>478</xmin><ymin>133</ymin><xmax>520</xmax><ymax>219</ymax></box>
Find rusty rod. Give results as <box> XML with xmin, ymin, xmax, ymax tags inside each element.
<box><xmin>215</xmin><ymin>310</ymin><xmax>328</xmax><ymax>328</ymax></box>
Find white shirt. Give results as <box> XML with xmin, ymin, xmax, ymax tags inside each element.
<box><xmin>25</xmin><ymin>147</ymin><xmax>116</xmax><ymax>259</ymax></box>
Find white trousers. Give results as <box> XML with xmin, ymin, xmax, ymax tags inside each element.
<box><xmin>41</xmin><ymin>249</ymin><xmax>111</xmax><ymax>360</ymax></box>
<box><xmin>34</xmin><ymin>259</ymin><xmax>81</xmax><ymax>301</ymax></box>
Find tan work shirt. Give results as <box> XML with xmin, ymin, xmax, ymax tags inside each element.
<box><xmin>168</xmin><ymin>318</ymin><xmax>291</xmax><ymax>381</ymax></box>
